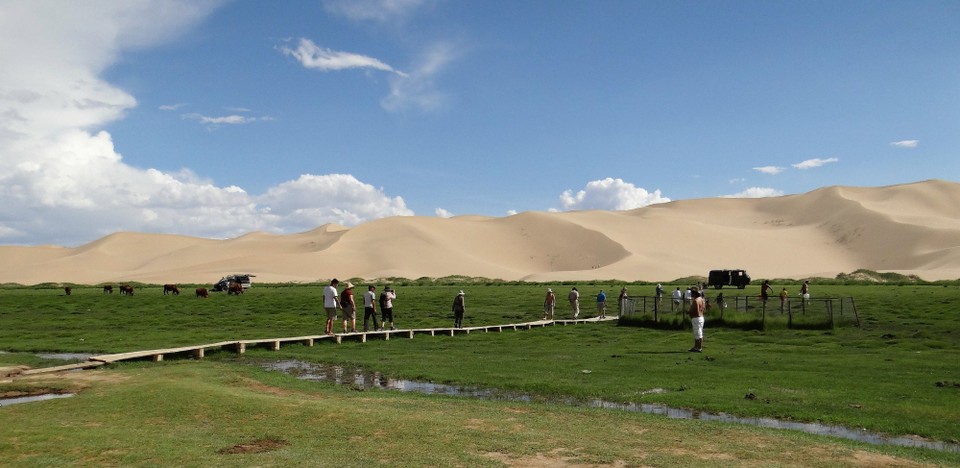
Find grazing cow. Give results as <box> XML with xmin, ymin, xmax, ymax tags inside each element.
<box><xmin>64</xmin><ymin>287</ymin><xmax>72</xmax><ymax>296</ymax></box>
<box><xmin>195</xmin><ymin>287</ymin><xmax>208</xmax><ymax>298</ymax></box>
<box><xmin>119</xmin><ymin>285</ymin><xmax>135</xmax><ymax>296</ymax></box>
<box><xmin>103</xmin><ymin>285</ymin><xmax>113</xmax><ymax>294</ymax></box>
<box><xmin>227</xmin><ymin>282</ymin><xmax>243</xmax><ymax>295</ymax></box>
<box><xmin>163</xmin><ymin>284</ymin><xmax>180</xmax><ymax>296</ymax></box>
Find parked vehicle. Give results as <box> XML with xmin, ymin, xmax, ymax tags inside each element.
<box><xmin>212</xmin><ymin>274</ymin><xmax>256</xmax><ymax>292</ymax></box>
<box><xmin>707</xmin><ymin>269</ymin><xmax>751</xmax><ymax>289</ymax></box>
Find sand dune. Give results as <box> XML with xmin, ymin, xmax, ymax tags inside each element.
<box><xmin>1</xmin><ymin>179</ymin><xmax>958</xmax><ymax>285</ymax></box>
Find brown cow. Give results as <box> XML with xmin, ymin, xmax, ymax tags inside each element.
<box><xmin>163</xmin><ymin>284</ymin><xmax>180</xmax><ymax>296</ymax></box>
<box><xmin>119</xmin><ymin>285</ymin><xmax>134</xmax><ymax>296</ymax></box>
<box><xmin>195</xmin><ymin>287</ymin><xmax>208</xmax><ymax>298</ymax></box>
<box><xmin>103</xmin><ymin>285</ymin><xmax>113</xmax><ymax>294</ymax></box>
<box><xmin>227</xmin><ymin>282</ymin><xmax>243</xmax><ymax>295</ymax></box>
<box><xmin>64</xmin><ymin>287</ymin><xmax>72</xmax><ymax>296</ymax></box>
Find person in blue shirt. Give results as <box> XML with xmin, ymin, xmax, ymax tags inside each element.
<box><xmin>597</xmin><ymin>290</ymin><xmax>607</xmax><ymax>319</ymax></box>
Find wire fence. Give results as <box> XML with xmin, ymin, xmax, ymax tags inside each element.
<box><xmin>619</xmin><ymin>294</ymin><xmax>859</xmax><ymax>329</ymax></box>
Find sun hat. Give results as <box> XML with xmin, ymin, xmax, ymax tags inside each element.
<box><xmin>547</xmin><ymin>288</ymin><xmax>553</xmax><ymax>292</ymax></box>
<box><xmin>344</xmin><ymin>281</ymin><xmax>354</xmax><ymax>289</ymax></box>
<box><xmin>458</xmin><ymin>290</ymin><xmax>464</xmax><ymax>295</ymax></box>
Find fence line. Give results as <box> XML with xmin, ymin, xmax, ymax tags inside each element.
<box><xmin>619</xmin><ymin>295</ymin><xmax>859</xmax><ymax>328</ymax></box>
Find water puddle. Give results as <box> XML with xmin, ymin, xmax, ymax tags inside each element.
<box><xmin>258</xmin><ymin>360</ymin><xmax>959</xmax><ymax>453</ymax></box>
<box><xmin>35</xmin><ymin>353</ymin><xmax>94</xmax><ymax>361</ymax></box>
<box><xmin>0</xmin><ymin>393</ymin><xmax>75</xmax><ymax>407</ymax></box>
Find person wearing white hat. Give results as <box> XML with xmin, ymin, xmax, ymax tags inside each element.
<box><xmin>452</xmin><ymin>290</ymin><xmax>466</xmax><ymax>328</ymax></box>
<box><xmin>543</xmin><ymin>288</ymin><xmax>556</xmax><ymax>321</ymax></box>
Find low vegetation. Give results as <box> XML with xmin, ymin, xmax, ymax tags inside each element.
<box><xmin>1</xmin><ymin>280</ymin><xmax>958</xmax><ymax>465</ymax></box>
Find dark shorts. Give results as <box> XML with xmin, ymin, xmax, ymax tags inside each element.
<box><xmin>381</xmin><ymin>307</ymin><xmax>393</xmax><ymax>322</ymax></box>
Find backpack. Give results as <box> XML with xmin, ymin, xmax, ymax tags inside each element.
<box><xmin>379</xmin><ymin>291</ymin><xmax>388</xmax><ymax>309</ymax></box>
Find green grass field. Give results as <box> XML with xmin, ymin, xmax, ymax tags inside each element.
<box><xmin>1</xmin><ymin>281</ymin><xmax>959</xmax><ymax>466</ymax></box>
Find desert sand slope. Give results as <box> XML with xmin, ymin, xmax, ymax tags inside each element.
<box><xmin>0</xmin><ymin>180</ymin><xmax>957</xmax><ymax>284</ymax></box>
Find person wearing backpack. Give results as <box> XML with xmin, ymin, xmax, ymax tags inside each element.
<box><xmin>452</xmin><ymin>290</ymin><xmax>465</xmax><ymax>328</ymax></box>
<box><xmin>379</xmin><ymin>286</ymin><xmax>397</xmax><ymax>330</ymax></box>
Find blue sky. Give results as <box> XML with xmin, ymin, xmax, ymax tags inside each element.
<box><xmin>1</xmin><ymin>0</ymin><xmax>957</xmax><ymax>246</ymax></box>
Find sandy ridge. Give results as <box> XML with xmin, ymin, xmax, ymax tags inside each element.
<box><xmin>1</xmin><ymin>180</ymin><xmax>958</xmax><ymax>284</ymax></box>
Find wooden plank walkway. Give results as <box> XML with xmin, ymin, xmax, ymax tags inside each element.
<box><xmin>17</xmin><ymin>316</ymin><xmax>616</xmax><ymax>375</ymax></box>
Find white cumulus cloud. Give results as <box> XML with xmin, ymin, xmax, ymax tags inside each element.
<box><xmin>890</xmin><ymin>139</ymin><xmax>919</xmax><ymax>148</ymax></box>
<box><xmin>753</xmin><ymin>166</ymin><xmax>785</xmax><ymax>175</ymax></box>
<box><xmin>559</xmin><ymin>178</ymin><xmax>670</xmax><ymax>211</ymax></box>
<box><xmin>722</xmin><ymin>187</ymin><xmax>785</xmax><ymax>198</ymax></box>
<box><xmin>435</xmin><ymin>208</ymin><xmax>453</xmax><ymax>218</ymax></box>
<box><xmin>792</xmin><ymin>157</ymin><xmax>839</xmax><ymax>170</ymax></box>
<box><xmin>0</xmin><ymin>1</ymin><xmax>413</xmax><ymax>246</ymax></box>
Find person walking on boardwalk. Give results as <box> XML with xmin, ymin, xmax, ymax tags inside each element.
<box><xmin>452</xmin><ymin>290</ymin><xmax>465</xmax><ymax>328</ymax></box>
<box><xmin>322</xmin><ymin>278</ymin><xmax>341</xmax><ymax>335</ymax></box>
<box><xmin>688</xmin><ymin>287</ymin><xmax>705</xmax><ymax>352</ymax></box>
<box><xmin>543</xmin><ymin>288</ymin><xmax>556</xmax><ymax>320</ymax></box>
<box><xmin>340</xmin><ymin>282</ymin><xmax>357</xmax><ymax>333</ymax></box>
<box><xmin>362</xmin><ymin>285</ymin><xmax>377</xmax><ymax>332</ymax></box>
<box><xmin>597</xmin><ymin>289</ymin><xmax>608</xmax><ymax>318</ymax></box>
<box><xmin>568</xmin><ymin>287</ymin><xmax>580</xmax><ymax>319</ymax></box>
<box><xmin>379</xmin><ymin>286</ymin><xmax>397</xmax><ymax>330</ymax></box>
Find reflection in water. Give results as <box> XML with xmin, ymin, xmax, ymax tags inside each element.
<box><xmin>0</xmin><ymin>393</ymin><xmax>75</xmax><ymax>407</ymax></box>
<box><xmin>259</xmin><ymin>360</ymin><xmax>959</xmax><ymax>453</ymax></box>
<box><xmin>36</xmin><ymin>353</ymin><xmax>94</xmax><ymax>361</ymax></box>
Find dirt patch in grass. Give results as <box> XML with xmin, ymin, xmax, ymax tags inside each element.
<box><xmin>231</xmin><ymin>376</ymin><xmax>298</xmax><ymax>397</ymax></box>
<box><xmin>484</xmin><ymin>449</ymin><xmax>628</xmax><ymax>467</ymax></box>
<box><xmin>851</xmin><ymin>450</ymin><xmax>927</xmax><ymax>467</ymax></box>
<box><xmin>218</xmin><ymin>437</ymin><xmax>289</xmax><ymax>455</ymax></box>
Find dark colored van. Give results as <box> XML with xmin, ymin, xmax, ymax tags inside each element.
<box><xmin>707</xmin><ymin>269</ymin><xmax>751</xmax><ymax>289</ymax></box>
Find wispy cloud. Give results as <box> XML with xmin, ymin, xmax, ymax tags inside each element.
<box><xmin>280</xmin><ymin>38</ymin><xmax>406</xmax><ymax>76</ymax></box>
<box><xmin>381</xmin><ymin>42</ymin><xmax>459</xmax><ymax>112</ymax></box>
<box><xmin>323</xmin><ymin>0</ymin><xmax>430</xmax><ymax>23</ymax></box>
<box><xmin>728</xmin><ymin>178</ymin><xmax>746</xmax><ymax>184</ymax></box>
<box><xmin>159</xmin><ymin>103</ymin><xmax>188</xmax><ymax>111</ymax></box>
<box><xmin>182</xmin><ymin>113</ymin><xmax>257</xmax><ymax>126</ymax></box>
<box><xmin>753</xmin><ymin>166</ymin><xmax>785</xmax><ymax>175</ymax></box>
<box><xmin>792</xmin><ymin>157</ymin><xmax>839</xmax><ymax>170</ymax></box>
<box><xmin>890</xmin><ymin>139</ymin><xmax>919</xmax><ymax>148</ymax></box>
<box><xmin>722</xmin><ymin>187</ymin><xmax>784</xmax><ymax>198</ymax></box>
<box><xmin>559</xmin><ymin>178</ymin><xmax>670</xmax><ymax>211</ymax></box>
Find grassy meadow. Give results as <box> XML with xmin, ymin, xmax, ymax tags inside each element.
<box><xmin>1</xmin><ymin>280</ymin><xmax>959</xmax><ymax>466</ymax></box>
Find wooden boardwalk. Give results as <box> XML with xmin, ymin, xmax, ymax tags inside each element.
<box><xmin>19</xmin><ymin>316</ymin><xmax>617</xmax><ymax>374</ymax></box>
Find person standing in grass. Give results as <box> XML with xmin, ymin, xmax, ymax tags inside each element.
<box><xmin>800</xmin><ymin>280</ymin><xmax>810</xmax><ymax>303</ymax></box>
<box><xmin>618</xmin><ymin>287</ymin><xmax>629</xmax><ymax>316</ymax></box>
<box><xmin>543</xmin><ymin>288</ymin><xmax>556</xmax><ymax>320</ymax></box>
<box><xmin>362</xmin><ymin>285</ymin><xmax>377</xmax><ymax>332</ymax></box>
<box><xmin>322</xmin><ymin>278</ymin><xmax>341</xmax><ymax>335</ymax></box>
<box><xmin>452</xmin><ymin>290</ymin><xmax>465</xmax><ymax>328</ymax></box>
<box><xmin>779</xmin><ymin>287</ymin><xmax>788</xmax><ymax>313</ymax></box>
<box><xmin>568</xmin><ymin>287</ymin><xmax>580</xmax><ymax>319</ymax></box>
<box><xmin>379</xmin><ymin>286</ymin><xmax>397</xmax><ymax>330</ymax></box>
<box><xmin>597</xmin><ymin>289</ymin><xmax>608</xmax><ymax>318</ymax></box>
<box><xmin>760</xmin><ymin>280</ymin><xmax>772</xmax><ymax>306</ymax></box>
<box><xmin>672</xmin><ymin>287</ymin><xmax>682</xmax><ymax>312</ymax></box>
<box><xmin>655</xmin><ymin>283</ymin><xmax>664</xmax><ymax>312</ymax></box>
<box><xmin>688</xmin><ymin>287</ymin><xmax>705</xmax><ymax>352</ymax></box>
<box><xmin>340</xmin><ymin>282</ymin><xmax>357</xmax><ymax>333</ymax></box>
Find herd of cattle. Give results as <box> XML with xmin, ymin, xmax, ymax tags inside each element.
<box><xmin>63</xmin><ymin>282</ymin><xmax>244</xmax><ymax>297</ymax></box>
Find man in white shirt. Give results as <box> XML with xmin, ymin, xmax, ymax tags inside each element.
<box><xmin>363</xmin><ymin>285</ymin><xmax>377</xmax><ymax>332</ymax></box>
<box><xmin>323</xmin><ymin>279</ymin><xmax>341</xmax><ymax>335</ymax></box>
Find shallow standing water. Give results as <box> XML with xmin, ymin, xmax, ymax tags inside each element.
<box><xmin>258</xmin><ymin>359</ymin><xmax>960</xmax><ymax>453</ymax></box>
<box><xmin>0</xmin><ymin>393</ymin><xmax>75</xmax><ymax>407</ymax></box>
